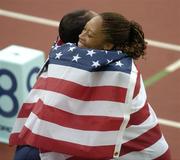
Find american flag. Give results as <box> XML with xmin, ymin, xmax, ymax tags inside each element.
<box><xmin>9</xmin><ymin>43</ymin><xmax>170</xmax><ymax>159</ymax></box>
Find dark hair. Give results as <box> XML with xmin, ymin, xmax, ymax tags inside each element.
<box><xmin>59</xmin><ymin>10</ymin><xmax>97</xmax><ymax>44</ymax></box>
<box><xmin>100</xmin><ymin>12</ymin><xmax>147</xmax><ymax>59</ymax></box>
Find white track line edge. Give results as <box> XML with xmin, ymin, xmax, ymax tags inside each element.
<box><xmin>1</xmin><ymin>9</ymin><xmax>180</xmax><ymax>52</ymax></box>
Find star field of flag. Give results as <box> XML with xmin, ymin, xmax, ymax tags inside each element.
<box><xmin>49</xmin><ymin>43</ymin><xmax>132</xmax><ymax>73</ymax></box>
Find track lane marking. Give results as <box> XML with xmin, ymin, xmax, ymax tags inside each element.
<box><xmin>146</xmin><ymin>39</ymin><xmax>180</xmax><ymax>52</ymax></box>
<box><xmin>144</xmin><ymin>59</ymin><xmax>180</xmax><ymax>87</ymax></box>
<box><xmin>144</xmin><ymin>59</ymin><xmax>180</xmax><ymax>128</ymax></box>
<box><xmin>1</xmin><ymin>8</ymin><xmax>180</xmax><ymax>52</ymax></box>
<box><xmin>158</xmin><ymin>118</ymin><xmax>180</xmax><ymax>128</ymax></box>
<box><xmin>0</xmin><ymin>9</ymin><xmax>59</xmax><ymax>27</ymax></box>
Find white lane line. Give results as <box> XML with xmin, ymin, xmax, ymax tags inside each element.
<box><xmin>158</xmin><ymin>118</ymin><xmax>180</xmax><ymax>129</ymax></box>
<box><xmin>146</xmin><ymin>39</ymin><xmax>180</xmax><ymax>52</ymax></box>
<box><xmin>165</xmin><ymin>59</ymin><xmax>180</xmax><ymax>72</ymax></box>
<box><xmin>0</xmin><ymin>9</ymin><xmax>59</xmax><ymax>27</ymax></box>
<box><xmin>1</xmin><ymin>9</ymin><xmax>180</xmax><ymax>52</ymax></box>
<box><xmin>145</xmin><ymin>59</ymin><xmax>180</xmax><ymax>129</ymax></box>
<box><xmin>144</xmin><ymin>59</ymin><xmax>180</xmax><ymax>87</ymax></box>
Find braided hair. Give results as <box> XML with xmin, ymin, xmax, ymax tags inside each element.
<box><xmin>100</xmin><ymin>12</ymin><xmax>147</xmax><ymax>59</ymax></box>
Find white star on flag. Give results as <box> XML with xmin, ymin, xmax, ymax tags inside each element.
<box><xmin>67</xmin><ymin>43</ymin><xmax>73</xmax><ymax>46</ymax></box>
<box><xmin>72</xmin><ymin>54</ymin><xmax>81</xmax><ymax>62</ymax></box>
<box><xmin>117</xmin><ymin>50</ymin><xmax>123</xmax><ymax>55</ymax></box>
<box><xmin>53</xmin><ymin>45</ymin><xmax>59</xmax><ymax>50</ymax></box>
<box><xmin>87</xmin><ymin>50</ymin><xmax>96</xmax><ymax>57</ymax></box>
<box><xmin>68</xmin><ymin>47</ymin><xmax>76</xmax><ymax>52</ymax></box>
<box><xmin>105</xmin><ymin>51</ymin><xmax>108</xmax><ymax>54</ymax></box>
<box><xmin>115</xmin><ymin>60</ymin><xmax>124</xmax><ymax>67</ymax></box>
<box><xmin>92</xmin><ymin>61</ymin><xmax>100</xmax><ymax>68</ymax></box>
<box><xmin>55</xmin><ymin>52</ymin><xmax>63</xmax><ymax>59</ymax></box>
<box><xmin>107</xmin><ymin>59</ymin><xmax>113</xmax><ymax>64</ymax></box>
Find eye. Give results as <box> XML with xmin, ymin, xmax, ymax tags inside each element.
<box><xmin>81</xmin><ymin>29</ymin><xmax>86</xmax><ymax>33</ymax></box>
<box><xmin>83</xmin><ymin>26</ymin><xmax>88</xmax><ymax>31</ymax></box>
<box><xmin>87</xmin><ymin>33</ymin><xmax>93</xmax><ymax>38</ymax></box>
<box><xmin>81</xmin><ymin>27</ymin><xmax>88</xmax><ymax>35</ymax></box>
<box><xmin>87</xmin><ymin>30</ymin><xmax>94</xmax><ymax>38</ymax></box>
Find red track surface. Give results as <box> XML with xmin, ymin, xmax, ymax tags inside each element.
<box><xmin>0</xmin><ymin>0</ymin><xmax>180</xmax><ymax>159</ymax></box>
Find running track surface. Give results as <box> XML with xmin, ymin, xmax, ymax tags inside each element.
<box><xmin>0</xmin><ymin>0</ymin><xmax>180</xmax><ymax>159</ymax></box>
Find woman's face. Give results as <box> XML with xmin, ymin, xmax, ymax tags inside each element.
<box><xmin>78</xmin><ymin>16</ymin><xmax>106</xmax><ymax>50</ymax></box>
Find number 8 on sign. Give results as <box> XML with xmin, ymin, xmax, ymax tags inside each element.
<box><xmin>0</xmin><ymin>69</ymin><xmax>19</xmax><ymax>117</ymax></box>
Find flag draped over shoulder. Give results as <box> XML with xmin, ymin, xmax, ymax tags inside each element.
<box><xmin>9</xmin><ymin>43</ymin><xmax>170</xmax><ymax>160</ymax></box>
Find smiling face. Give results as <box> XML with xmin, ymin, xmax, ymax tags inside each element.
<box><xmin>78</xmin><ymin>16</ymin><xmax>112</xmax><ymax>50</ymax></box>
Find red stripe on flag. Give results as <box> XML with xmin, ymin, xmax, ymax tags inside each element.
<box><xmin>9</xmin><ymin>128</ymin><xmax>114</xmax><ymax>159</ymax></box>
<box><xmin>9</xmin><ymin>133</ymin><xmax>22</xmax><ymax>146</ymax></box>
<box><xmin>18</xmin><ymin>100</ymin><xmax>124</xmax><ymax>131</ymax></box>
<box><xmin>66</xmin><ymin>156</ymin><xmax>109</xmax><ymax>160</ymax></box>
<box><xmin>127</xmin><ymin>102</ymin><xmax>150</xmax><ymax>127</ymax></box>
<box><xmin>18</xmin><ymin>103</ymin><xmax>34</xmax><ymax>117</ymax></box>
<box><xmin>133</xmin><ymin>71</ymin><xmax>140</xmax><ymax>99</ymax></box>
<box><xmin>120</xmin><ymin>124</ymin><xmax>162</xmax><ymax>156</ymax></box>
<box><xmin>33</xmin><ymin>76</ymin><xmax>46</xmax><ymax>88</ymax></box>
<box><xmin>34</xmin><ymin>77</ymin><xmax>127</xmax><ymax>102</ymax></box>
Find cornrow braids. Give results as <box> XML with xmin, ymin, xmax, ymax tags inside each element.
<box><xmin>124</xmin><ymin>20</ymin><xmax>147</xmax><ymax>59</ymax></box>
<box><xmin>100</xmin><ymin>12</ymin><xmax>147</xmax><ymax>59</ymax></box>
<box><xmin>100</xmin><ymin>12</ymin><xmax>130</xmax><ymax>45</ymax></box>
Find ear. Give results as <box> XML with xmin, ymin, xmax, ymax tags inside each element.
<box><xmin>103</xmin><ymin>43</ymin><xmax>114</xmax><ymax>50</ymax></box>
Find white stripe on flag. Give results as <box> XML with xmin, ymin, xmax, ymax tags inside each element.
<box><xmin>123</xmin><ymin>106</ymin><xmax>158</xmax><ymax>143</ymax></box>
<box><xmin>25</xmin><ymin>89</ymin><xmax>127</xmax><ymax>117</ymax></box>
<box><xmin>48</xmin><ymin>64</ymin><xmax>130</xmax><ymax>88</ymax></box>
<box><xmin>25</xmin><ymin>112</ymin><xmax>118</xmax><ymax>146</ymax></box>
<box><xmin>39</xmin><ymin>71</ymin><xmax>48</xmax><ymax>78</ymax></box>
<box><xmin>11</xmin><ymin>117</ymin><xmax>27</xmax><ymax>133</ymax></box>
<box><xmin>120</xmin><ymin>135</ymin><xmax>169</xmax><ymax>160</ymax></box>
<box><xmin>131</xmin><ymin>76</ymin><xmax>147</xmax><ymax>113</ymax></box>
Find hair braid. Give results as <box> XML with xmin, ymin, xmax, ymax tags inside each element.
<box><xmin>100</xmin><ymin>12</ymin><xmax>147</xmax><ymax>59</ymax></box>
